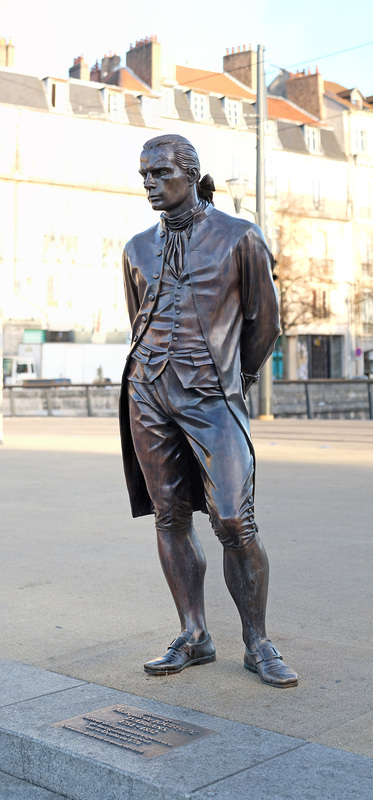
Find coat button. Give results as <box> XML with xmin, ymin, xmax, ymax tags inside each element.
<box><xmin>160</xmin><ymin>231</ymin><xmax>165</xmax><ymax>238</ymax></box>
<box><xmin>156</xmin><ymin>250</ymin><xmax>162</xmax><ymax>256</ymax></box>
<box><xmin>142</xmin><ymin>315</ymin><xmax>147</xmax><ymax>322</ymax></box>
<box><xmin>149</xmin><ymin>294</ymin><xmax>155</xmax><ymax>301</ymax></box>
<box><xmin>153</xmin><ymin>272</ymin><xmax>160</xmax><ymax>279</ymax></box>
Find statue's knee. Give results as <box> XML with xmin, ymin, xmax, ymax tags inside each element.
<box><xmin>155</xmin><ymin>508</ymin><xmax>193</xmax><ymax>531</ymax></box>
<box><xmin>212</xmin><ymin>515</ymin><xmax>258</xmax><ymax>550</ymax></box>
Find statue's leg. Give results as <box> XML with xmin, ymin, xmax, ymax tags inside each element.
<box><xmin>222</xmin><ymin>533</ymin><xmax>297</xmax><ymax>687</ymax></box>
<box><xmin>222</xmin><ymin>528</ymin><xmax>268</xmax><ymax>651</ymax></box>
<box><xmin>156</xmin><ymin>523</ymin><xmax>208</xmax><ymax>641</ymax></box>
<box><xmin>144</xmin><ymin>524</ymin><xmax>216</xmax><ymax>674</ymax></box>
<box><xmin>174</xmin><ymin>385</ymin><xmax>298</xmax><ymax>687</ymax></box>
<box><xmin>128</xmin><ymin>374</ymin><xmax>215</xmax><ymax>674</ymax></box>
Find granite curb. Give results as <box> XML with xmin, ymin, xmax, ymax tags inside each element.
<box><xmin>0</xmin><ymin>660</ymin><xmax>372</xmax><ymax>800</ymax></box>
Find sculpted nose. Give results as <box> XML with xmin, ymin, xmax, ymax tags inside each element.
<box><xmin>144</xmin><ymin>172</ymin><xmax>155</xmax><ymax>188</ymax></box>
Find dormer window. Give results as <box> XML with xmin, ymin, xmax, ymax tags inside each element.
<box><xmin>43</xmin><ymin>78</ymin><xmax>69</xmax><ymax>112</ymax></box>
<box><xmin>188</xmin><ymin>91</ymin><xmax>208</xmax><ymax>121</ymax></box>
<box><xmin>140</xmin><ymin>96</ymin><xmax>160</xmax><ymax>127</ymax></box>
<box><xmin>101</xmin><ymin>89</ymin><xmax>125</xmax><ymax>121</ymax></box>
<box><xmin>350</xmin><ymin>89</ymin><xmax>363</xmax><ymax>109</ymax></box>
<box><xmin>305</xmin><ymin>126</ymin><xmax>321</xmax><ymax>154</ymax></box>
<box><xmin>223</xmin><ymin>98</ymin><xmax>242</xmax><ymax>126</ymax></box>
<box><xmin>161</xmin><ymin>87</ymin><xmax>177</xmax><ymax>118</ymax></box>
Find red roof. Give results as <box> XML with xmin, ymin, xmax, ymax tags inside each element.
<box><xmin>267</xmin><ymin>97</ymin><xmax>320</xmax><ymax>124</ymax></box>
<box><xmin>175</xmin><ymin>65</ymin><xmax>256</xmax><ymax>100</ymax></box>
<box><xmin>105</xmin><ymin>68</ymin><xmax>152</xmax><ymax>94</ymax></box>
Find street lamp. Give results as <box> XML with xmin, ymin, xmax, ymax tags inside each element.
<box><xmin>226</xmin><ymin>177</ymin><xmax>249</xmax><ymax>214</ymax></box>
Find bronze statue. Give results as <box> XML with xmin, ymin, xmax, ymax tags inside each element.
<box><xmin>120</xmin><ymin>134</ymin><xmax>298</xmax><ymax>687</ymax></box>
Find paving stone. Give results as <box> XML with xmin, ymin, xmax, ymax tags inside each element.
<box><xmin>0</xmin><ymin>675</ymin><xmax>304</xmax><ymax>800</ymax></box>
<box><xmin>0</xmin><ymin>772</ymin><xmax>67</xmax><ymax>800</ymax></box>
<box><xmin>0</xmin><ymin>661</ymin><xmax>84</xmax><ymax>708</ymax></box>
<box><xmin>191</xmin><ymin>743</ymin><xmax>373</xmax><ymax>800</ymax></box>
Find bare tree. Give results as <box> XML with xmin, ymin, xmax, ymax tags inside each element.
<box><xmin>272</xmin><ymin>204</ymin><xmax>335</xmax><ymax>377</ymax></box>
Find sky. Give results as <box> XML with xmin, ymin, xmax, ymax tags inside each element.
<box><xmin>1</xmin><ymin>0</ymin><xmax>373</xmax><ymax>96</ymax></box>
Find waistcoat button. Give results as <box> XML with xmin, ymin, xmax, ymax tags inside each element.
<box><xmin>142</xmin><ymin>315</ymin><xmax>147</xmax><ymax>322</ymax></box>
<box><xmin>134</xmin><ymin>335</ymin><xmax>138</xmax><ymax>342</ymax></box>
<box><xmin>149</xmin><ymin>294</ymin><xmax>155</xmax><ymax>301</ymax></box>
<box><xmin>169</xmin><ymin>349</ymin><xmax>174</xmax><ymax>355</ymax></box>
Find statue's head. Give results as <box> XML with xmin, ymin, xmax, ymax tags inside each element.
<box><xmin>139</xmin><ymin>134</ymin><xmax>200</xmax><ymax>216</ymax></box>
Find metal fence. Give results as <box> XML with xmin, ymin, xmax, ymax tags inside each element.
<box><xmin>3</xmin><ymin>379</ymin><xmax>373</xmax><ymax>420</ymax></box>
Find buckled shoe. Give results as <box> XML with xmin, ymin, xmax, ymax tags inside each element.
<box><xmin>244</xmin><ymin>640</ymin><xmax>298</xmax><ymax>687</ymax></box>
<box><xmin>144</xmin><ymin>631</ymin><xmax>216</xmax><ymax>675</ymax></box>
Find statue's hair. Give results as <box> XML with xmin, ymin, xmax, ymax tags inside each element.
<box><xmin>142</xmin><ymin>134</ymin><xmax>201</xmax><ymax>178</ymax></box>
<box><xmin>142</xmin><ymin>134</ymin><xmax>215</xmax><ymax>204</ymax></box>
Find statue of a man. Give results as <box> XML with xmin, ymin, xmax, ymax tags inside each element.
<box><xmin>120</xmin><ymin>134</ymin><xmax>297</xmax><ymax>687</ymax></box>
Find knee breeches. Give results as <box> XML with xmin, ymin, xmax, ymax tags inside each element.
<box><xmin>128</xmin><ymin>363</ymin><xmax>256</xmax><ymax>549</ymax></box>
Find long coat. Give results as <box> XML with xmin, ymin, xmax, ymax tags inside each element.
<box><xmin>119</xmin><ymin>203</ymin><xmax>280</xmax><ymax>518</ymax></box>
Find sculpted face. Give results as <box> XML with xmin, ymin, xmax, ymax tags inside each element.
<box><xmin>139</xmin><ymin>145</ymin><xmax>195</xmax><ymax>216</ymax></box>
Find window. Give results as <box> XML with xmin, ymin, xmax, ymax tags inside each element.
<box><xmin>107</xmin><ymin>92</ymin><xmax>125</xmax><ymax>121</ymax></box>
<box><xmin>353</xmin><ymin>129</ymin><xmax>367</xmax><ymax>154</ymax></box>
<box><xmin>360</xmin><ymin>232</ymin><xmax>373</xmax><ymax>276</ymax></box>
<box><xmin>191</xmin><ymin>92</ymin><xmax>208</xmax><ymax>121</ymax></box>
<box><xmin>3</xmin><ymin>358</ymin><xmax>12</xmax><ymax>379</ymax></box>
<box><xmin>46</xmin><ymin>275</ymin><xmax>58</xmax><ymax>306</ymax></box>
<box><xmin>358</xmin><ymin>175</ymin><xmax>372</xmax><ymax>218</ymax></box>
<box><xmin>312</xmin><ymin>288</ymin><xmax>330</xmax><ymax>319</ymax></box>
<box><xmin>43</xmin><ymin>78</ymin><xmax>69</xmax><ymax>112</ymax></box>
<box><xmin>140</xmin><ymin>96</ymin><xmax>160</xmax><ymax>127</ymax></box>
<box><xmin>44</xmin><ymin>234</ymin><xmax>77</xmax><ymax>264</ymax></box>
<box><xmin>224</xmin><ymin>98</ymin><xmax>241</xmax><ymax>126</ymax></box>
<box><xmin>362</xmin><ymin>292</ymin><xmax>373</xmax><ymax>334</ymax></box>
<box><xmin>161</xmin><ymin>87</ymin><xmax>176</xmax><ymax>118</ymax></box>
<box><xmin>312</xmin><ymin>179</ymin><xmax>323</xmax><ymax>210</ymax></box>
<box><xmin>305</xmin><ymin>126</ymin><xmax>320</xmax><ymax>154</ymax></box>
<box><xmin>103</xmin><ymin>238</ymin><xmax>121</xmax><ymax>268</ymax></box>
<box><xmin>350</xmin><ymin>89</ymin><xmax>363</xmax><ymax>109</ymax></box>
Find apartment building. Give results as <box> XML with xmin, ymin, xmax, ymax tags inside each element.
<box><xmin>1</xmin><ymin>37</ymin><xmax>371</xmax><ymax>377</ymax></box>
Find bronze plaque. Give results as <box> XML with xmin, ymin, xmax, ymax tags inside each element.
<box><xmin>54</xmin><ymin>704</ymin><xmax>216</xmax><ymax>758</ymax></box>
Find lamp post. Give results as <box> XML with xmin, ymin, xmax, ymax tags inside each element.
<box><xmin>256</xmin><ymin>43</ymin><xmax>274</xmax><ymax>420</ymax></box>
<box><xmin>226</xmin><ymin>177</ymin><xmax>249</xmax><ymax>215</ymax></box>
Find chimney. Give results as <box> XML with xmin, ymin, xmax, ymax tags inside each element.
<box><xmin>100</xmin><ymin>52</ymin><xmax>121</xmax><ymax>80</ymax></box>
<box><xmin>223</xmin><ymin>44</ymin><xmax>257</xmax><ymax>92</ymax></box>
<box><xmin>286</xmin><ymin>69</ymin><xmax>325</xmax><ymax>119</ymax></box>
<box><xmin>126</xmin><ymin>35</ymin><xmax>161</xmax><ymax>90</ymax></box>
<box><xmin>90</xmin><ymin>60</ymin><xmax>101</xmax><ymax>82</ymax></box>
<box><xmin>0</xmin><ymin>36</ymin><xmax>15</xmax><ymax>67</ymax></box>
<box><xmin>69</xmin><ymin>55</ymin><xmax>90</xmax><ymax>81</ymax></box>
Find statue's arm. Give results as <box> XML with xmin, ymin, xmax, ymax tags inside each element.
<box><xmin>122</xmin><ymin>246</ymin><xmax>140</xmax><ymax>328</ymax></box>
<box><xmin>238</xmin><ymin>225</ymin><xmax>280</xmax><ymax>389</ymax></box>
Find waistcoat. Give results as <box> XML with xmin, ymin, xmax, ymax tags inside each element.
<box><xmin>128</xmin><ymin>259</ymin><xmax>219</xmax><ymax>389</ymax></box>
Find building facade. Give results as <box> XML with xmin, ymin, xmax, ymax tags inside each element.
<box><xmin>1</xmin><ymin>38</ymin><xmax>372</xmax><ymax>377</ymax></box>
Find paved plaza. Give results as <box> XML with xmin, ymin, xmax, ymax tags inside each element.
<box><xmin>1</xmin><ymin>417</ymin><xmax>372</xmax><ymax>798</ymax></box>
